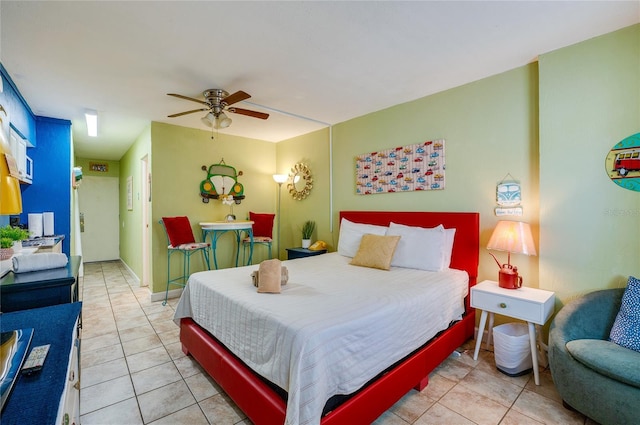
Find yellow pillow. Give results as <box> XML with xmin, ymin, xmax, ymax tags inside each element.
<box><xmin>349</xmin><ymin>234</ymin><xmax>401</xmax><ymax>270</ymax></box>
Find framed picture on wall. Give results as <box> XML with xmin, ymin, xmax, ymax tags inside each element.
<box><xmin>127</xmin><ymin>176</ymin><xmax>133</xmax><ymax>210</ymax></box>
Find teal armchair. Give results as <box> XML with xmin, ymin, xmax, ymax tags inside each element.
<box><xmin>549</xmin><ymin>289</ymin><xmax>640</xmax><ymax>425</ymax></box>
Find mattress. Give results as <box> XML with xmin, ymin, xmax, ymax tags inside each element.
<box><xmin>174</xmin><ymin>252</ymin><xmax>469</xmax><ymax>425</ymax></box>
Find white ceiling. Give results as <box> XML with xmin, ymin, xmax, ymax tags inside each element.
<box><xmin>1</xmin><ymin>1</ymin><xmax>638</xmax><ymax>161</ymax></box>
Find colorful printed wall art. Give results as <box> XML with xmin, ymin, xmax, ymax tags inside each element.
<box><xmin>356</xmin><ymin>140</ymin><xmax>445</xmax><ymax>195</ymax></box>
<box><xmin>605</xmin><ymin>132</ymin><xmax>640</xmax><ymax>192</ymax></box>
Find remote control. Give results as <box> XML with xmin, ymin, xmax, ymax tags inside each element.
<box><xmin>22</xmin><ymin>344</ymin><xmax>50</xmax><ymax>373</ymax></box>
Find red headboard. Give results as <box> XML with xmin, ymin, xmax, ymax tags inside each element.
<box><xmin>339</xmin><ymin>211</ymin><xmax>479</xmax><ymax>286</ymax></box>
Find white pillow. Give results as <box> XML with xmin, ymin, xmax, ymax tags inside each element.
<box><xmin>337</xmin><ymin>218</ymin><xmax>388</xmax><ymax>258</ymax></box>
<box><xmin>443</xmin><ymin>228</ymin><xmax>456</xmax><ymax>268</ymax></box>
<box><xmin>386</xmin><ymin>222</ymin><xmax>446</xmax><ymax>271</ymax></box>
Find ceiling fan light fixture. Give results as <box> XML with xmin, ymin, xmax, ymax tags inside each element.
<box><xmin>214</xmin><ymin>112</ymin><xmax>232</xmax><ymax>129</ymax></box>
<box><xmin>201</xmin><ymin>112</ymin><xmax>215</xmax><ymax>127</ymax></box>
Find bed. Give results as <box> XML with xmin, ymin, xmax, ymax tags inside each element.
<box><xmin>175</xmin><ymin>211</ymin><xmax>479</xmax><ymax>425</ymax></box>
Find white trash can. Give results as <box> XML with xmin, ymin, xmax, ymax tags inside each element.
<box><xmin>492</xmin><ymin>323</ymin><xmax>533</xmax><ymax>376</ymax></box>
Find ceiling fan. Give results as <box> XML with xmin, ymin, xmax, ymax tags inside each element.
<box><xmin>167</xmin><ymin>89</ymin><xmax>269</xmax><ymax>129</ymax></box>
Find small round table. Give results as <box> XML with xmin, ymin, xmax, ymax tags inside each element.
<box><xmin>199</xmin><ymin>221</ymin><xmax>254</xmax><ymax>269</ymax></box>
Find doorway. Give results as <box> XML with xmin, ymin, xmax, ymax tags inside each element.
<box><xmin>78</xmin><ymin>175</ymin><xmax>119</xmax><ymax>262</ymax></box>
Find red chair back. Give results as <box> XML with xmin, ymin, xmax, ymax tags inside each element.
<box><xmin>249</xmin><ymin>212</ymin><xmax>275</xmax><ymax>238</ymax></box>
<box><xmin>162</xmin><ymin>216</ymin><xmax>196</xmax><ymax>246</ymax></box>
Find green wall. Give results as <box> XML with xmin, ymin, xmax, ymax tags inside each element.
<box><xmin>539</xmin><ymin>24</ymin><xmax>640</xmax><ymax>302</ymax></box>
<box><xmin>329</xmin><ymin>64</ymin><xmax>540</xmax><ymax>288</ymax></box>
<box><xmin>149</xmin><ymin>122</ymin><xmax>276</xmax><ymax>294</ymax></box>
<box><xmin>119</xmin><ymin>125</ymin><xmax>151</xmax><ymax>284</ymax></box>
<box><xmin>116</xmin><ymin>24</ymin><xmax>639</xmax><ymax>307</ymax></box>
<box><xmin>275</xmin><ymin>128</ymin><xmax>332</xmax><ymax>258</ymax></box>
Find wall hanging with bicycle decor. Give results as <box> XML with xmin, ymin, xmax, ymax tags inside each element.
<box><xmin>355</xmin><ymin>139</ymin><xmax>445</xmax><ymax>195</ymax></box>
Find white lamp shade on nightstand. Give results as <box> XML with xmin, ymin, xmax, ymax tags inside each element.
<box><xmin>487</xmin><ymin>220</ymin><xmax>536</xmax><ymax>256</ymax></box>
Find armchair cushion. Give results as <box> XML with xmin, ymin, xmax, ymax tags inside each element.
<box><xmin>566</xmin><ymin>339</ymin><xmax>640</xmax><ymax>389</ymax></box>
<box><xmin>609</xmin><ymin>276</ymin><xmax>640</xmax><ymax>352</ymax></box>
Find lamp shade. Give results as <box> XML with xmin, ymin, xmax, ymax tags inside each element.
<box><xmin>214</xmin><ymin>112</ymin><xmax>232</xmax><ymax>129</ymax></box>
<box><xmin>487</xmin><ymin>220</ymin><xmax>536</xmax><ymax>256</ymax></box>
<box><xmin>201</xmin><ymin>112</ymin><xmax>215</xmax><ymax>127</ymax></box>
<box><xmin>273</xmin><ymin>174</ymin><xmax>288</xmax><ymax>184</ymax></box>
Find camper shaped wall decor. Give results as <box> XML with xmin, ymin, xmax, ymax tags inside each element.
<box><xmin>199</xmin><ymin>159</ymin><xmax>245</xmax><ymax>204</ymax></box>
<box><xmin>605</xmin><ymin>133</ymin><xmax>640</xmax><ymax>192</ymax></box>
<box><xmin>495</xmin><ymin>173</ymin><xmax>523</xmax><ymax>216</ymax></box>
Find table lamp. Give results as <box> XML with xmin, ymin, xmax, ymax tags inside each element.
<box><xmin>487</xmin><ymin>220</ymin><xmax>536</xmax><ymax>289</ymax></box>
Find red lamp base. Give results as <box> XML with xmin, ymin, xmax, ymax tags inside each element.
<box><xmin>498</xmin><ymin>267</ymin><xmax>522</xmax><ymax>289</ymax></box>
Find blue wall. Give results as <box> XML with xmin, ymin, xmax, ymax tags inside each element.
<box><xmin>0</xmin><ymin>63</ymin><xmax>36</xmax><ymax>145</ymax></box>
<box><xmin>19</xmin><ymin>117</ymin><xmax>72</xmax><ymax>257</ymax></box>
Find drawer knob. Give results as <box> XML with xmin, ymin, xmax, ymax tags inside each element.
<box><xmin>499</xmin><ymin>302</ymin><xmax>507</xmax><ymax>308</ymax></box>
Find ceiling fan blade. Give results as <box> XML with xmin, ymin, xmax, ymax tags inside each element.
<box><xmin>168</xmin><ymin>108</ymin><xmax>208</xmax><ymax>118</ymax></box>
<box><xmin>228</xmin><ymin>107</ymin><xmax>269</xmax><ymax>120</ymax></box>
<box><xmin>222</xmin><ymin>90</ymin><xmax>251</xmax><ymax>106</ymax></box>
<box><xmin>167</xmin><ymin>93</ymin><xmax>208</xmax><ymax>106</ymax></box>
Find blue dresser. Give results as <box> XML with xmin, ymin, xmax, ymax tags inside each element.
<box><xmin>0</xmin><ymin>302</ymin><xmax>81</xmax><ymax>425</ymax></box>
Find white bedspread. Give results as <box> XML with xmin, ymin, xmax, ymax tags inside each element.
<box><xmin>174</xmin><ymin>253</ymin><xmax>468</xmax><ymax>425</ymax></box>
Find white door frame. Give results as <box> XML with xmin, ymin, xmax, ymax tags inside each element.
<box><xmin>141</xmin><ymin>155</ymin><xmax>151</xmax><ymax>287</ymax></box>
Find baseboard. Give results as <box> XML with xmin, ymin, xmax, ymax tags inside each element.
<box><xmin>119</xmin><ymin>258</ymin><xmax>141</xmax><ymax>286</ymax></box>
<box><xmin>150</xmin><ymin>287</ymin><xmax>184</xmax><ymax>303</ymax></box>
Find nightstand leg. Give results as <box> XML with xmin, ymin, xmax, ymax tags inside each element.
<box><xmin>473</xmin><ymin>310</ymin><xmax>488</xmax><ymax>361</ymax></box>
<box><xmin>528</xmin><ymin>321</ymin><xmax>540</xmax><ymax>385</ymax></box>
<box><xmin>486</xmin><ymin>312</ymin><xmax>495</xmax><ymax>350</ymax></box>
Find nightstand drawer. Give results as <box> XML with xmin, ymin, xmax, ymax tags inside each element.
<box><xmin>472</xmin><ymin>291</ymin><xmax>543</xmax><ymax>323</ymax></box>
<box><xmin>470</xmin><ymin>280</ymin><xmax>554</xmax><ymax>325</ymax></box>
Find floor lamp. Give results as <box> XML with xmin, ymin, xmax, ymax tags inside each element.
<box><xmin>273</xmin><ymin>174</ymin><xmax>288</xmax><ymax>259</ymax></box>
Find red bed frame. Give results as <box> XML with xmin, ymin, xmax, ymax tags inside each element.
<box><xmin>180</xmin><ymin>211</ymin><xmax>479</xmax><ymax>425</ymax></box>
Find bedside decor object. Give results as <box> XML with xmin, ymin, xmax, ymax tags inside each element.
<box><xmin>487</xmin><ymin>220</ymin><xmax>536</xmax><ymax>289</ymax></box>
<box><xmin>355</xmin><ymin>139</ymin><xmax>445</xmax><ymax>195</ymax></box>
<box><xmin>301</xmin><ymin>220</ymin><xmax>315</xmax><ymax>248</ymax></box>
<box><xmin>288</xmin><ymin>163</ymin><xmax>313</xmax><ymax>200</ymax></box>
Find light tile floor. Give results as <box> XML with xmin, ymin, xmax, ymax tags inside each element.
<box><xmin>79</xmin><ymin>261</ymin><xmax>597</xmax><ymax>425</ymax></box>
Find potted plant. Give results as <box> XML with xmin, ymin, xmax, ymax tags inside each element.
<box><xmin>0</xmin><ymin>225</ymin><xmax>30</xmax><ymax>260</ymax></box>
<box><xmin>301</xmin><ymin>220</ymin><xmax>316</xmax><ymax>249</ymax></box>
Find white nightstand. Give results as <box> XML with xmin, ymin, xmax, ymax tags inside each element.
<box><xmin>471</xmin><ymin>280</ymin><xmax>554</xmax><ymax>385</ymax></box>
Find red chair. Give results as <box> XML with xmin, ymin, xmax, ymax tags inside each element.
<box><xmin>160</xmin><ymin>217</ymin><xmax>210</xmax><ymax>305</ymax></box>
<box><xmin>243</xmin><ymin>212</ymin><xmax>275</xmax><ymax>264</ymax></box>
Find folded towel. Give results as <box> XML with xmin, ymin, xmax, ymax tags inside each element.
<box><xmin>251</xmin><ymin>266</ymin><xmax>289</xmax><ymax>287</ymax></box>
<box><xmin>257</xmin><ymin>259</ymin><xmax>285</xmax><ymax>293</ymax></box>
<box><xmin>12</xmin><ymin>253</ymin><xmax>68</xmax><ymax>273</ymax></box>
